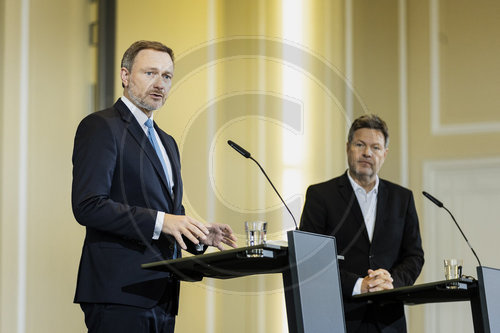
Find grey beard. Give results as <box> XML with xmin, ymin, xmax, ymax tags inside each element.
<box><xmin>128</xmin><ymin>91</ymin><xmax>157</xmax><ymax>112</ymax></box>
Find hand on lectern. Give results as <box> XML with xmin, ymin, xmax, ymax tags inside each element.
<box><xmin>162</xmin><ymin>214</ymin><xmax>210</xmax><ymax>250</ymax></box>
<box><xmin>361</xmin><ymin>268</ymin><xmax>394</xmax><ymax>293</ymax></box>
<box><xmin>201</xmin><ymin>223</ymin><xmax>238</xmax><ymax>251</ymax></box>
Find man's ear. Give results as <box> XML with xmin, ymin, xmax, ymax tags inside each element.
<box><xmin>120</xmin><ymin>67</ymin><xmax>129</xmax><ymax>87</ymax></box>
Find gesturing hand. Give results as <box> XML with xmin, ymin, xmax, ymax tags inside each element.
<box><xmin>201</xmin><ymin>223</ymin><xmax>238</xmax><ymax>251</ymax></box>
<box><xmin>162</xmin><ymin>214</ymin><xmax>209</xmax><ymax>250</ymax></box>
<box><xmin>361</xmin><ymin>268</ymin><xmax>394</xmax><ymax>293</ymax></box>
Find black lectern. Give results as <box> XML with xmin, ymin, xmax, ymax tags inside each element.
<box><xmin>352</xmin><ymin>266</ymin><xmax>500</xmax><ymax>333</ymax></box>
<box><xmin>142</xmin><ymin>230</ymin><xmax>346</xmax><ymax>333</ymax></box>
<box><xmin>476</xmin><ymin>266</ymin><xmax>500</xmax><ymax>333</ymax></box>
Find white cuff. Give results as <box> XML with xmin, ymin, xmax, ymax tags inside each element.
<box><xmin>352</xmin><ymin>277</ymin><xmax>363</xmax><ymax>296</ymax></box>
<box><xmin>153</xmin><ymin>211</ymin><xmax>165</xmax><ymax>240</ymax></box>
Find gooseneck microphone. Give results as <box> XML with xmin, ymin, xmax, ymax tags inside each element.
<box><xmin>227</xmin><ymin>140</ymin><xmax>251</xmax><ymax>158</ymax></box>
<box><xmin>422</xmin><ymin>191</ymin><xmax>482</xmax><ymax>267</ymax></box>
<box><xmin>227</xmin><ymin>140</ymin><xmax>298</xmax><ymax>230</ymax></box>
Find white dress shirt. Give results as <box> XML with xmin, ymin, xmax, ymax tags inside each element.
<box><xmin>121</xmin><ymin>96</ymin><xmax>172</xmax><ymax>240</ymax></box>
<box><xmin>347</xmin><ymin>172</ymin><xmax>379</xmax><ymax>295</ymax></box>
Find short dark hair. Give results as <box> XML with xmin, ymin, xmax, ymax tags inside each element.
<box><xmin>121</xmin><ymin>40</ymin><xmax>174</xmax><ymax>72</ymax></box>
<box><xmin>347</xmin><ymin>114</ymin><xmax>389</xmax><ymax>148</ymax></box>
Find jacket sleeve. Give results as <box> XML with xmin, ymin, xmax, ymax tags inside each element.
<box><xmin>300</xmin><ymin>185</ymin><xmax>360</xmax><ymax>297</ymax></box>
<box><xmin>300</xmin><ymin>185</ymin><xmax>328</xmax><ymax>234</ymax></box>
<box><xmin>71</xmin><ymin>113</ymin><xmax>156</xmax><ymax>242</ymax></box>
<box><xmin>389</xmin><ymin>191</ymin><xmax>425</xmax><ymax>288</ymax></box>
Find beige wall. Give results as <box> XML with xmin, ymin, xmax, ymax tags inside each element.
<box><xmin>0</xmin><ymin>0</ymin><xmax>90</xmax><ymax>332</ymax></box>
<box><xmin>408</xmin><ymin>0</ymin><xmax>500</xmax><ymax>331</ymax></box>
<box><xmin>1</xmin><ymin>0</ymin><xmax>500</xmax><ymax>332</ymax></box>
<box><xmin>116</xmin><ymin>1</ymin><xmax>346</xmax><ymax>332</ymax></box>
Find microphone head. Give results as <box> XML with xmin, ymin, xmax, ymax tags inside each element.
<box><xmin>227</xmin><ymin>140</ymin><xmax>251</xmax><ymax>158</ymax></box>
<box><xmin>422</xmin><ymin>191</ymin><xmax>444</xmax><ymax>208</ymax></box>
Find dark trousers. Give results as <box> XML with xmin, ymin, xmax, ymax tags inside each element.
<box><xmin>354</xmin><ymin>321</ymin><xmax>381</xmax><ymax>333</ymax></box>
<box><xmin>346</xmin><ymin>302</ymin><xmax>406</xmax><ymax>333</ymax></box>
<box><xmin>80</xmin><ymin>303</ymin><xmax>176</xmax><ymax>333</ymax></box>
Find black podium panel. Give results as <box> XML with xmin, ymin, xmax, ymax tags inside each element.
<box><xmin>284</xmin><ymin>231</ymin><xmax>346</xmax><ymax>333</ymax></box>
<box><xmin>477</xmin><ymin>266</ymin><xmax>500</xmax><ymax>333</ymax></box>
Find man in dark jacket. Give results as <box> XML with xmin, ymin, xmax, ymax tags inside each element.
<box><xmin>300</xmin><ymin>114</ymin><xmax>424</xmax><ymax>332</ymax></box>
<box><xmin>72</xmin><ymin>40</ymin><xmax>237</xmax><ymax>333</ymax></box>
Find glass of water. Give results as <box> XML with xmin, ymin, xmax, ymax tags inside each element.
<box><xmin>244</xmin><ymin>221</ymin><xmax>267</xmax><ymax>257</ymax></box>
<box><xmin>444</xmin><ymin>258</ymin><xmax>463</xmax><ymax>288</ymax></box>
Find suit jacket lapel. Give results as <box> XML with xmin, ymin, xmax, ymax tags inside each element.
<box><xmin>115</xmin><ymin>100</ymin><xmax>174</xmax><ymax>208</ymax></box>
<box><xmin>338</xmin><ymin>172</ymin><xmax>371</xmax><ymax>243</ymax></box>
<box><xmin>156</xmin><ymin>127</ymin><xmax>183</xmax><ymax>209</ymax></box>
<box><xmin>372</xmin><ymin>179</ymin><xmax>388</xmax><ymax>244</ymax></box>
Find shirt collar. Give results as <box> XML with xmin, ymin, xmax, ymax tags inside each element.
<box><xmin>121</xmin><ymin>96</ymin><xmax>153</xmax><ymax>127</ymax></box>
<box><xmin>347</xmin><ymin>170</ymin><xmax>379</xmax><ymax>195</ymax></box>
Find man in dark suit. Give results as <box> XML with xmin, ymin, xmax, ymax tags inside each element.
<box><xmin>72</xmin><ymin>40</ymin><xmax>237</xmax><ymax>333</ymax></box>
<box><xmin>300</xmin><ymin>114</ymin><xmax>424</xmax><ymax>332</ymax></box>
